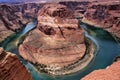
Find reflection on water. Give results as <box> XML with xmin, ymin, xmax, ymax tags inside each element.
<box><xmin>22</xmin><ymin>22</ymin><xmax>37</xmax><ymax>35</ymax></box>
<box><xmin>1</xmin><ymin>21</ymin><xmax>120</xmax><ymax>80</ymax></box>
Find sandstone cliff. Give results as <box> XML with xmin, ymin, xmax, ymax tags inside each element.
<box><xmin>59</xmin><ymin>1</ymin><xmax>90</xmax><ymax>18</ymax></box>
<box><xmin>0</xmin><ymin>47</ymin><xmax>32</xmax><ymax>80</ymax></box>
<box><xmin>82</xmin><ymin>1</ymin><xmax>120</xmax><ymax>39</ymax></box>
<box><xmin>0</xmin><ymin>4</ymin><xmax>29</xmax><ymax>43</ymax></box>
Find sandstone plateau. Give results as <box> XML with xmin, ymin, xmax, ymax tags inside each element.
<box><xmin>19</xmin><ymin>3</ymin><xmax>95</xmax><ymax>75</ymax></box>
<box><xmin>0</xmin><ymin>47</ymin><xmax>32</xmax><ymax>80</ymax></box>
<box><xmin>82</xmin><ymin>1</ymin><xmax>120</xmax><ymax>39</ymax></box>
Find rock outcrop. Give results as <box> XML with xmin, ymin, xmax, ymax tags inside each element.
<box><xmin>82</xmin><ymin>1</ymin><xmax>120</xmax><ymax>39</ymax></box>
<box><xmin>82</xmin><ymin>60</ymin><xmax>120</xmax><ymax>80</ymax></box>
<box><xmin>0</xmin><ymin>47</ymin><xmax>32</xmax><ymax>80</ymax></box>
<box><xmin>19</xmin><ymin>3</ymin><xmax>94</xmax><ymax>75</ymax></box>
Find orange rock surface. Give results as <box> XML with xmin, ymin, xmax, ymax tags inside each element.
<box><xmin>0</xmin><ymin>47</ymin><xmax>32</xmax><ymax>80</ymax></box>
<box><xmin>82</xmin><ymin>61</ymin><xmax>120</xmax><ymax>80</ymax></box>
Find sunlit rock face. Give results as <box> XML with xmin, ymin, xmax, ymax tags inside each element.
<box><xmin>19</xmin><ymin>3</ymin><xmax>86</xmax><ymax>75</ymax></box>
<box><xmin>82</xmin><ymin>1</ymin><xmax>120</xmax><ymax>38</ymax></box>
<box><xmin>82</xmin><ymin>60</ymin><xmax>120</xmax><ymax>80</ymax></box>
<box><xmin>0</xmin><ymin>47</ymin><xmax>32</xmax><ymax>80</ymax></box>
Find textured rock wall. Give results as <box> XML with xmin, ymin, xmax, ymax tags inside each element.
<box><xmin>82</xmin><ymin>1</ymin><xmax>120</xmax><ymax>39</ymax></box>
<box><xmin>0</xmin><ymin>47</ymin><xmax>32</xmax><ymax>80</ymax></box>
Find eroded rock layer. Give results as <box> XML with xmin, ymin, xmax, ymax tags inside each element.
<box><xmin>0</xmin><ymin>47</ymin><xmax>32</xmax><ymax>80</ymax></box>
<box><xmin>0</xmin><ymin>4</ymin><xmax>29</xmax><ymax>43</ymax></box>
<box><xmin>82</xmin><ymin>60</ymin><xmax>120</xmax><ymax>80</ymax></box>
<box><xmin>82</xmin><ymin>1</ymin><xmax>120</xmax><ymax>39</ymax></box>
<box><xmin>19</xmin><ymin>3</ymin><xmax>90</xmax><ymax>75</ymax></box>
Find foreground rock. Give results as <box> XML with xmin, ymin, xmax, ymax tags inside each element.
<box><xmin>0</xmin><ymin>47</ymin><xmax>32</xmax><ymax>80</ymax></box>
<box><xmin>19</xmin><ymin>3</ymin><xmax>94</xmax><ymax>75</ymax></box>
<box><xmin>82</xmin><ymin>60</ymin><xmax>120</xmax><ymax>80</ymax></box>
<box><xmin>82</xmin><ymin>1</ymin><xmax>120</xmax><ymax>39</ymax></box>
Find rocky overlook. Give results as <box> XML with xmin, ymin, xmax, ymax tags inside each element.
<box><xmin>0</xmin><ymin>47</ymin><xmax>32</xmax><ymax>80</ymax></box>
<box><xmin>82</xmin><ymin>1</ymin><xmax>120</xmax><ymax>39</ymax></box>
<box><xmin>82</xmin><ymin>60</ymin><xmax>120</xmax><ymax>80</ymax></box>
<box><xmin>18</xmin><ymin>3</ymin><xmax>95</xmax><ymax>75</ymax></box>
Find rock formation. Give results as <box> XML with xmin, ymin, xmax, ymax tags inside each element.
<box><xmin>19</xmin><ymin>3</ymin><xmax>94</xmax><ymax>75</ymax></box>
<box><xmin>82</xmin><ymin>60</ymin><xmax>120</xmax><ymax>80</ymax></box>
<box><xmin>16</xmin><ymin>3</ymin><xmax>44</xmax><ymax>18</ymax></box>
<box><xmin>0</xmin><ymin>47</ymin><xmax>32</xmax><ymax>80</ymax></box>
<box><xmin>0</xmin><ymin>4</ymin><xmax>29</xmax><ymax>44</ymax></box>
<box><xmin>82</xmin><ymin>1</ymin><xmax>120</xmax><ymax>39</ymax></box>
<box><xmin>59</xmin><ymin>1</ymin><xmax>90</xmax><ymax>18</ymax></box>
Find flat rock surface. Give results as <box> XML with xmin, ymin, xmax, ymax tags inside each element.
<box><xmin>82</xmin><ymin>61</ymin><xmax>120</xmax><ymax>80</ymax></box>
<box><xmin>0</xmin><ymin>47</ymin><xmax>32</xmax><ymax>80</ymax></box>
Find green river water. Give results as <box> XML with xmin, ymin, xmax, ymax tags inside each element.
<box><xmin>1</xmin><ymin>21</ymin><xmax>120</xmax><ymax>80</ymax></box>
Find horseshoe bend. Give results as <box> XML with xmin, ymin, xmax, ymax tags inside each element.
<box><xmin>0</xmin><ymin>0</ymin><xmax>120</xmax><ymax>80</ymax></box>
<box><xmin>18</xmin><ymin>3</ymin><xmax>95</xmax><ymax>75</ymax></box>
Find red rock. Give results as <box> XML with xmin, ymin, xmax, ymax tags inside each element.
<box><xmin>0</xmin><ymin>47</ymin><xmax>32</xmax><ymax>80</ymax></box>
<box><xmin>82</xmin><ymin>61</ymin><xmax>120</xmax><ymax>80</ymax></box>
<box><xmin>0</xmin><ymin>4</ymin><xmax>29</xmax><ymax>43</ymax></box>
<box><xmin>18</xmin><ymin>3</ymin><xmax>92</xmax><ymax>75</ymax></box>
<box><xmin>0</xmin><ymin>4</ymin><xmax>29</xmax><ymax>31</ymax></box>
<box><xmin>59</xmin><ymin>1</ymin><xmax>90</xmax><ymax>18</ymax></box>
<box><xmin>82</xmin><ymin>1</ymin><xmax>120</xmax><ymax>38</ymax></box>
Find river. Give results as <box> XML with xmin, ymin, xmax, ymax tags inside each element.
<box><xmin>1</xmin><ymin>21</ymin><xmax>120</xmax><ymax>80</ymax></box>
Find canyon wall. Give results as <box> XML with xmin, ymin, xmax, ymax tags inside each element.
<box><xmin>82</xmin><ymin>1</ymin><xmax>120</xmax><ymax>39</ymax></box>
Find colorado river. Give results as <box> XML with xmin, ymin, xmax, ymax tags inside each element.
<box><xmin>1</xmin><ymin>21</ymin><xmax>120</xmax><ymax>80</ymax></box>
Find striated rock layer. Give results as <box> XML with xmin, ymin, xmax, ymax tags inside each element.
<box><xmin>82</xmin><ymin>60</ymin><xmax>120</xmax><ymax>80</ymax></box>
<box><xmin>82</xmin><ymin>1</ymin><xmax>120</xmax><ymax>39</ymax></box>
<box><xmin>0</xmin><ymin>4</ymin><xmax>29</xmax><ymax>44</ymax></box>
<box><xmin>0</xmin><ymin>47</ymin><xmax>32</xmax><ymax>80</ymax></box>
<box><xmin>0</xmin><ymin>3</ymin><xmax>44</xmax><ymax>44</ymax></box>
<box><xmin>19</xmin><ymin>3</ymin><xmax>95</xmax><ymax>75</ymax></box>
<box><xmin>59</xmin><ymin>1</ymin><xmax>90</xmax><ymax>18</ymax></box>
